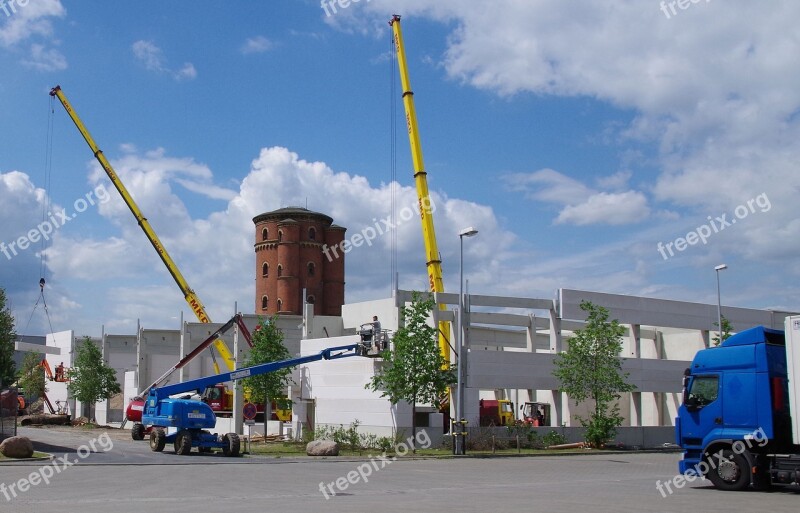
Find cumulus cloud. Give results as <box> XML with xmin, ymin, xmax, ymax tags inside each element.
<box><xmin>132</xmin><ymin>40</ymin><xmax>197</xmax><ymax>81</ymax></box>
<box><xmin>556</xmin><ymin>191</ymin><xmax>650</xmax><ymax>226</ymax></box>
<box><xmin>240</xmin><ymin>36</ymin><xmax>273</xmax><ymax>54</ymax></box>
<box><xmin>0</xmin><ymin>0</ymin><xmax>65</xmax><ymax>47</ymax></box>
<box><xmin>2</xmin><ymin>146</ymin><xmax>516</xmax><ymax>334</ymax></box>
<box><xmin>0</xmin><ymin>0</ymin><xmax>67</xmax><ymax>71</ymax></box>
<box><xmin>504</xmin><ymin>168</ymin><xmax>650</xmax><ymax>226</ymax></box>
<box><xmin>23</xmin><ymin>42</ymin><xmax>67</xmax><ymax>71</ymax></box>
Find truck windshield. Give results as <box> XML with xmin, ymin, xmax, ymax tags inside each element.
<box><xmin>687</xmin><ymin>376</ymin><xmax>719</xmax><ymax>407</ymax></box>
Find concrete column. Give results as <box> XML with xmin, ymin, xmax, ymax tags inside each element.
<box><xmin>136</xmin><ymin>323</ymin><xmax>147</xmax><ymax>396</ymax></box>
<box><xmin>630</xmin><ymin>392</ymin><xmax>642</xmax><ymax>427</ymax></box>
<box><xmin>549</xmin><ymin>307</ymin><xmax>563</xmax><ymax>426</ymax></box>
<box><xmin>179</xmin><ymin>323</ymin><xmax>187</xmax><ymax>383</ymax></box>
<box><xmin>701</xmin><ymin>330</ymin><xmax>710</xmax><ymax>349</ymax></box>
<box><xmin>548</xmin><ymin>307</ymin><xmax>562</xmax><ymax>353</ymax></box>
<box><xmin>627</xmin><ymin>324</ymin><xmax>641</xmax><ymax>358</ymax></box>
<box><xmin>233</xmin><ymin>324</ymin><xmax>244</xmax><ymax>435</ymax></box>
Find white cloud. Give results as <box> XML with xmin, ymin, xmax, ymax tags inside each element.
<box><xmin>0</xmin><ymin>0</ymin><xmax>65</xmax><ymax>47</ymax></box>
<box><xmin>23</xmin><ymin>42</ymin><xmax>66</xmax><ymax>71</ymax></box>
<box><xmin>240</xmin><ymin>36</ymin><xmax>273</xmax><ymax>54</ymax></box>
<box><xmin>132</xmin><ymin>40</ymin><xmax>197</xmax><ymax>81</ymax></box>
<box><xmin>346</xmin><ymin>0</ymin><xmax>800</xmax><ymax>264</ymax></box>
<box><xmin>556</xmin><ymin>191</ymin><xmax>650</xmax><ymax>226</ymax></box>
<box><xmin>16</xmin><ymin>146</ymin><xmax>516</xmax><ymax>333</ymax></box>
<box><xmin>504</xmin><ymin>168</ymin><xmax>592</xmax><ymax>204</ymax></box>
<box><xmin>504</xmin><ymin>168</ymin><xmax>650</xmax><ymax>226</ymax></box>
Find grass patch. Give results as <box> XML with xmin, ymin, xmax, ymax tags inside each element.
<box><xmin>0</xmin><ymin>451</ymin><xmax>49</xmax><ymax>460</ymax></box>
<box><xmin>244</xmin><ymin>442</ymin><xmax>592</xmax><ymax>458</ymax></box>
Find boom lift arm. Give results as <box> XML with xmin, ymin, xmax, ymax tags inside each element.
<box><xmin>142</xmin><ymin>343</ymin><xmax>365</xmax><ymax>456</ymax></box>
<box><xmin>49</xmin><ymin>85</ymin><xmax>235</xmax><ymax>373</ymax></box>
<box><xmin>145</xmin><ymin>343</ymin><xmax>362</xmax><ymax>406</ymax></box>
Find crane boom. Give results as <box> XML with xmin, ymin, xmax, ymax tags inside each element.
<box><xmin>389</xmin><ymin>16</ymin><xmax>452</xmax><ymax>362</ymax></box>
<box><xmin>49</xmin><ymin>85</ymin><xmax>235</xmax><ymax>373</ymax></box>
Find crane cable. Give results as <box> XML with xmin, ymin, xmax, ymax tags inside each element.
<box><xmin>21</xmin><ymin>96</ymin><xmax>58</xmax><ymax>340</ymax></box>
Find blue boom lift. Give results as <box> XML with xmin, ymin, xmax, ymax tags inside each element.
<box><xmin>143</xmin><ymin>343</ymin><xmax>367</xmax><ymax>456</ymax></box>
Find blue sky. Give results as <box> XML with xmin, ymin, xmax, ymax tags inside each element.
<box><xmin>2</xmin><ymin>0</ymin><xmax>799</xmax><ymax>337</ymax></box>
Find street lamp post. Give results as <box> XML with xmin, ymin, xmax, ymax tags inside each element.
<box><xmin>457</xmin><ymin>227</ymin><xmax>478</xmax><ymax>455</ymax></box>
<box><xmin>715</xmin><ymin>264</ymin><xmax>727</xmax><ymax>344</ymax></box>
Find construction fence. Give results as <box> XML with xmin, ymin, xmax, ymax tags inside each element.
<box><xmin>0</xmin><ymin>386</ymin><xmax>18</xmax><ymax>437</ymax></box>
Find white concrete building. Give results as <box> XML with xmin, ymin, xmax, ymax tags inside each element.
<box><xmin>39</xmin><ymin>288</ymin><xmax>795</xmax><ymax>447</ymax></box>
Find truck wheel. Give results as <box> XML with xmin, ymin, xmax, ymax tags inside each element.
<box><xmin>705</xmin><ymin>448</ymin><xmax>750</xmax><ymax>491</ymax></box>
<box><xmin>174</xmin><ymin>430</ymin><xmax>192</xmax><ymax>455</ymax></box>
<box><xmin>222</xmin><ymin>433</ymin><xmax>240</xmax><ymax>457</ymax></box>
<box><xmin>131</xmin><ymin>423</ymin><xmax>145</xmax><ymax>441</ymax></box>
<box><xmin>149</xmin><ymin>428</ymin><xmax>166</xmax><ymax>452</ymax></box>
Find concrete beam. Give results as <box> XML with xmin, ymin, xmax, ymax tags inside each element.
<box><xmin>15</xmin><ymin>341</ymin><xmax>60</xmax><ymax>355</ymax></box>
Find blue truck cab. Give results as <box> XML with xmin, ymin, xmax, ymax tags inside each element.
<box><xmin>676</xmin><ymin>324</ymin><xmax>800</xmax><ymax>490</ymax></box>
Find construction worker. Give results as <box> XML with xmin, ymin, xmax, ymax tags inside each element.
<box><xmin>371</xmin><ymin>316</ymin><xmax>382</xmax><ymax>349</ymax></box>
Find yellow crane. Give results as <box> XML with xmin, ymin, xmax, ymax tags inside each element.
<box><xmin>389</xmin><ymin>16</ymin><xmax>452</xmax><ymax>364</ymax></box>
<box><xmin>49</xmin><ymin>86</ymin><xmax>235</xmax><ymax>374</ymax></box>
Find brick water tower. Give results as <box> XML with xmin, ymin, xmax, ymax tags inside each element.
<box><xmin>253</xmin><ymin>207</ymin><xmax>346</xmax><ymax>316</ymax></box>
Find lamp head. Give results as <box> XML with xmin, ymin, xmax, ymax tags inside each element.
<box><xmin>459</xmin><ymin>227</ymin><xmax>478</xmax><ymax>238</ymax></box>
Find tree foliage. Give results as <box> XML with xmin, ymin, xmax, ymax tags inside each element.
<box><xmin>553</xmin><ymin>300</ymin><xmax>635</xmax><ymax>447</ymax></box>
<box><xmin>711</xmin><ymin>316</ymin><xmax>733</xmax><ymax>346</ymax></box>
<box><xmin>17</xmin><ymin>351</ymin><xmax>46</xmax><ymax>398</ymax></box>
<box><xmin>0</xmin><ymin>288</ymin><xmax>16</xmax><ymax>388</ymax></box>
<box><xmin>67</xmin><ymin>337</ymin><xmax>121</xmax><ymax>414</ymax></box>
<box><xmin>241</xmin><ymin>316</ymin><xmax>293</xmax><ymax>407</ymax></box>
<box><xmin>366</xmin><ymin>292</ymin><xmax>456</xmax><ymax>450</ymax></box>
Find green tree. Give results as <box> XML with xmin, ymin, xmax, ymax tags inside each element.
<box><xmin>711</xmin><ymin>316</ymin><xmax>733</xmax><ymax>346</ymax></box>
<box><xmin>17</xmin><ymin>351</ymin><xmax>47</xmax><ymax>399</ymax></box>
<box><xmin>553</xmin><ymin>301</ymin><xmax>636</xmax><ymax>448</ymax></box>
<box><xmin>0</xmin><ymin>288</ymin><xmax>16</xmax><ymax>388</ymax></box>
<box><xmin>67</xmin><ymin>337</ymin><xmax>121</xmax><ymax>420</ymax></box>
<box><xmin>366</xmin><ymin>292</ymin><xmax>456</xmax><ymax>451</ymax></box>
<box><xmin>241</xmin><ymin>316</ymin><xmax>293</xmax><ymax>434</ymax></box>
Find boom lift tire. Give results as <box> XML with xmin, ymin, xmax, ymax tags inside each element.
<box><xmin>222</xmin><ymin>433</ymin><xmax>240</xmax><ymax>457</ymax></box>
<box><xmin>705</xmin><ymin>448</ymin><xmax>750</xmax><ymax>491</ymax></box>
<box><xmin>175</xmin><ymin>430</ymin><xmax>192</xmax><ymax>455</ymax></box>
<box><xmin>150</xmin><ymin>428</ymin><xmax>166</xmax><ymax>452</ymax></box>
<box><xmin>131</xmin><ymin>422</ymin><xmax>145</xmax><ymax>441</ymax></box>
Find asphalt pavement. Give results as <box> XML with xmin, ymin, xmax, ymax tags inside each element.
<box><xmin>0</xmin><ymin>426</ymin><xmax>798</xmax><ymax>513</ymax></box>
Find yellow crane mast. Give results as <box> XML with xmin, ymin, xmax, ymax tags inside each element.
<box><xmin>49</xmin><ymin>85</ymin><xmax>235</xmax><ymax>373</ymax></box>
<box><xmin>389</xmin><ymin>16</ymin><xmax>452</xmax><ymax>363</ymax></box>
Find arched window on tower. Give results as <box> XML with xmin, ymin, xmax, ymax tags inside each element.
<box><xmin>278</xmin><ymin>230</ymin><xmax>283</xmax><ymax>242</ymax></box>
<box><xmin>308</xmin><ymin>227</ymin><xmax>316</xmax><ymax>241</ymax></box>
<box><xmin>261</xmin><ymin>295</ymin><xmax>268</xmax><ymax>310</ymax></box>
<box><xmin>277</xmin><ymin>265</ymin><xmax>283</xmax><ymax>277</ymax></box>
<box><xmin>277</xmin><ymin>299</ymin><xmax>283</xmax><ymax>312</ymax></box>
<box><xmin>307</xmin><ymin>262</ymin><xmax>315</xmax><ymax>276</ymax></box>
<box><xmin>262</xmin><ymin>228</ymin><xmax>268</xmax><ymax>241</ymax></box>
